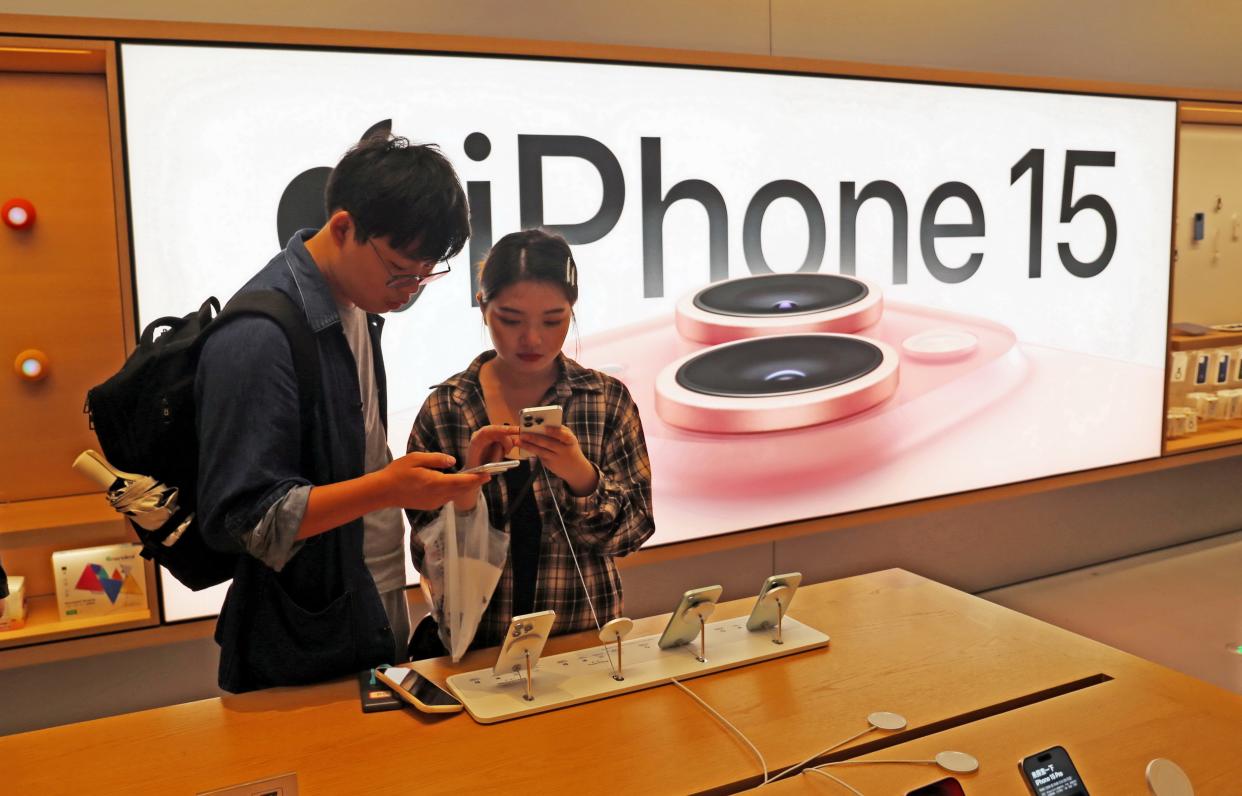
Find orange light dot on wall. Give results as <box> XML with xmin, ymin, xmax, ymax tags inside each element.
<box><xmin>2</xmin><ymin>198</ymin><xmax>36</xmax><ymax>230</ymax></box>
<box><xmin>14</xmin><ymin>349</ymin><xmax>49</xmax><ymax>382</ymax></box>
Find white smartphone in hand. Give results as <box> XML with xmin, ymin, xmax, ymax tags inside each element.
<box><xmin>462</xmin><ymin>460</ymin><xmax>521</xmax><ymax>475</ymax></box>
<box><xmin>511</xmin><ymin>405</ymin><xmax>563</xmax><ymax>458</ymax></box>
<box><xmin>520</xmin><ymin>405</ymin><xmax>563</xmax><ymax>434</ymax></box>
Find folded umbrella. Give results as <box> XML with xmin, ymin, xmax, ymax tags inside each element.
<box><xmin>73</xmin><ymin>449</ymin><xmax>182</xmax><ymax>534</ymax></box>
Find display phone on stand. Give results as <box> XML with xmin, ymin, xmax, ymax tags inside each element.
<box><xmin>746</xmin><ymin>572</ymin><xmax>802</xmax><ymax>631</ymax></box>
<box><xmin>512</xmin><ymin>405</ymin><xmax>563</xmax><ymax>459</ymax></box>
<box><xmin>657</xmin><ymin>585</ymin><xmax>724</xmax><ymax>649</ymax></box>
<box><xmin>373</xmin><ymin>666</ymin><xmax>463</xmax><ymax>714</ymax></box>
<box><xmin>1019</xmin><ymin>745</ymin><xmax>1089</xmax><ymax>796</ymax></box>
<box><xmin>492</xmin><ymin>609</ymin><xmax>556</xmax><ymax>676</ymax></box>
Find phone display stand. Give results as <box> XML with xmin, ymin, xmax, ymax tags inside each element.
<box><xmin>508</xmin><ymin>637</ymin><xmax>543</xmax><ymax>702</ymax></box>
<box><xmin>757</xmin><ymin>585</ymin><xmax>790</xmax><ymax>645</ymax></box>
<box><xmin>599</xmin><ymin>617</ymin><xmax>634</xmax><ymax>681</ymax></box>
<box><xmin>687</xmin><ymin>601</ymin><xmax>716</xmax><ymax>662</ymax></box>
<box><xmin>1146</xmin><ymin>758</ymin><xmax>1194</xmax><ymax>796</ymax></box>
<box><xmin>447</xmin><ymin>615</ymin><xmax>830</xmax><ymax>724</ymax></box>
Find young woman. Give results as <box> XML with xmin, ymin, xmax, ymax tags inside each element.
<box><xmin>406</xmin><ymin>228</ymin><xmax>654</xmax><ymax>653</ymax></box>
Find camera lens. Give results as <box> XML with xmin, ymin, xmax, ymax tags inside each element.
<box><xmin>692</xmin><ymin>273</ymin><xmax>868</xmax><ymax>318</ymax></box>
<box><xmin>675</xmin><ymin>335</ymin><xmax>884</xmax><ymax>398</ymax></box>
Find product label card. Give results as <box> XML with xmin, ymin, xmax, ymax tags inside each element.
<box><xmin>52</xmin><ymin>545</ymin><xmax>147</xmax><ymax>620</ymax></box>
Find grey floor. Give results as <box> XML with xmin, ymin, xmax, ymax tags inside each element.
<box><xmin>981</xmin><ymin>530</ymin><xmax>1242</xmax><ymax>695</ymax></box>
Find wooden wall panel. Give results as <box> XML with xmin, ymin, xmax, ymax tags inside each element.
<box><xmin>0</xmin><ymin>72</ymin><xmax>125</xmax><ymax>502</ymax></box>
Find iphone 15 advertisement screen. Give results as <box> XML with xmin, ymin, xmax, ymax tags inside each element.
<box><xmin>119</xmin><ymin>44</ymin><xmax>1175</xmax><ymax>620</ymax></box>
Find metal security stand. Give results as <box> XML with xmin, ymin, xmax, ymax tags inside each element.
<box><xmin>687</xmin><ymin>601</ymin><xmax>717</xmax><ymax>663</ymax></box>
<box><xmin>765</xmin><ymin>585</ymin><xmax>790</xmax><ymax>645</ymax></box>
<box><xmin>599</xmin><ymin>617</ymin><xmax>634</xmax><ymax>681</ymax></box>
<box><xmin>449</xmin><ymin>616</ymin><xmax>830</xmax><ymax>724</ymax></box>
<box><xmin>501</xmin><ymin>633</ymin><xmax>550</xmax><ymax>703</ymax></box>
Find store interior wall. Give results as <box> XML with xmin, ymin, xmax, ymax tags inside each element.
<box><xmin>1172</xmin><ymin>124</ymin><xmax>1242</xmax><ymax>325</ymax></box>
<box><xmin>6</xmin><ymin>0</ymin><xmax>1242</xmax><ymax>92</ymax></box>
<box><xmin>4</xmin><ymin>1</ymin><xmax>1242</xmax><ymax>734</ymax></box>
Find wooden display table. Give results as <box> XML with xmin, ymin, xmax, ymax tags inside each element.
<box><xmin>762</xmin><ymin>670</ymin><xmax>1242</xmax><ymax>794</ymax></box>
<box><xmin>1</xmin><ymin>569</ymin><xmax>1238</xmax><ymax>794</ymax></box>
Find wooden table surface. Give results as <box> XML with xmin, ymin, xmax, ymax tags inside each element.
<box><xmin>760</xmin><ymin>667</ymin><xmax>1242</xmax><ymax>795</ymax></box>
<box><xmin>1</xmin><ymin>569</ymin><xmax>1236</xmax><ymax>795</ymax></box>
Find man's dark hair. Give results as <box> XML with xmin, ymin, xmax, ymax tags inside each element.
<box><xmin>325</xmin><ymin>134</ymin><xmax>470</xmax><ymax>263</ymax></box>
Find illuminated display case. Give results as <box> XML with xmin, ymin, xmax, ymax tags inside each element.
<box><xmin>0</xmin><ymin>18</ymin><xmax>1234</xmax><ymax>656</ymax></box>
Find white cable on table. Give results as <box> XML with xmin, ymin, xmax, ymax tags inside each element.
<box><xmin>802</xmin><ymin>767</ymin><xmax>865</xmax><ymax>795</ymax></box>
<box><xmin>817</xmin><ymin>760</ymin><xmax>937</xmax><ymax>767</ymax></box>
<box><xmin>669</xmin><ymin>677</ymin><xmax>770</xmax><ymax>786</ymax></box>
<box><xmin>765</xmin><ymin>725</ymin><xmax>874</xmax><ymax>784</ymax></box>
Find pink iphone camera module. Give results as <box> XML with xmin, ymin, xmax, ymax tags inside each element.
<box><xmin>578</xmin><ymin>272</ymin><xmax>1026</xmax><ymax>491</ymax></box>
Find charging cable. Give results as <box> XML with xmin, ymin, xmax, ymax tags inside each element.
<box><xmin>538</xmin><ymin>463</ymin><xmax>620</xmax><ymax>679</ymax></box>
<box><xmin>540</xmin><ymin>464</ymin><xmax>769</xmax><ymax>784</ymax></box>
<box><xmin>669</xmin><ymin>677</ymin><xmax>770</xmax><ymax>786</ymax></box>
<box><xmin>766</xmin><ymin>725</ymin><xmax>877</xmax><ymax>784</ymax></box>
<box><xmin>765</xmin><ymin>711</ymin><xmax>908</xmax><ymax>785</ymax></box>
<box><xmin>802</xmin><ymin>767</ymin><xmax>864</xmax><ymax>795</ymax></box>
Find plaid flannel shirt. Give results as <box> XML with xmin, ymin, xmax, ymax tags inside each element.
<box><xmin>406</xmin><ymin>351</ymin><xmax>655</xmax><ymax>648</ymax></box>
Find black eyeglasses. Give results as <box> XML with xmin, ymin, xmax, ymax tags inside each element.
<box><xmin>368</xmin><ymin>238</ymin><xmax>451</xmax><ymax>290</ymax></box>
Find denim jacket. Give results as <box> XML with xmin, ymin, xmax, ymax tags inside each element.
<box><xmin>195</xmin><ymin>231</ymin><xmax>394</xmax><ymax>693</ymax></box>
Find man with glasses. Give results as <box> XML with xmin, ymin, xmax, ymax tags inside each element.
<box><xmin>196</xmin><ymin>135</ymin><xmax>489</xmax><ymax>692</ymax></box>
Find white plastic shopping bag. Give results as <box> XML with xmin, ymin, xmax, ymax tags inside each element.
<box><xmin>417</xmin><ymin>500</ymin><xmax>508</xmax><ymax>661</ymax></box>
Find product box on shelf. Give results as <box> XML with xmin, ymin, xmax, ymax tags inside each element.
<box><xmin>0</xmin><ymin>576</ymin><xmax>27</xmax><ymax>631</ymax></box>
<box><xmin>51</xmin><ymin>543</ymin><xmax>147</xmax><ymax>621</ymax></box>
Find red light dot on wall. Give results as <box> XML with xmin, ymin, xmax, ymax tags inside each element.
<box><xmin>3</xmin><ymin>198</ymin><xmax>36</xmax><ymax>229</ymax></box>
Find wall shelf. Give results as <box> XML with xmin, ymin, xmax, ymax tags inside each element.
<box><xmin>1171</xmin><ymin>330</ymin><xmax>1242</xmax><ymax>352</ymax></box>
<box><xmin>1165</xmin><ymin>418</ymin><xmax>1242</xmax><ymax>453</ymax></box>
<box><xmin>0</xmin><ymin>593</ymin><xmax>155</xmax><ymax>650</ymax></box>
<box><xmin>0</xmin><ymin>492</ymin><xmax>123</xmax><ymax>544</ymax></box>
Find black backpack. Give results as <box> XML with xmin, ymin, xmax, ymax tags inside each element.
<box><xmin>85</xmin><ymin>291</ymin><xmax>321</xmax><ymax>591</ymax></box>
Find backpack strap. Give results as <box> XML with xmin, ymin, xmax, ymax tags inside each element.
<box><xmin>213</xmin><ymin>291</ymin><xmax>323</xmax><ymax>463</ymax></box>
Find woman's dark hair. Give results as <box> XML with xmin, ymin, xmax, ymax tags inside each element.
<box><xmin>325</xmin><ymin>134</ymin><xmax>470</xmax><ymax>263</ymax></box>
<box><xmin>478</xmin><ymin>228</ymin><xmax>579</xmax><ymax>305</ymax></box>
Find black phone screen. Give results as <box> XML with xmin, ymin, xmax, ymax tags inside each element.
<box><xmin>1020</xmin><ymin>746</ymin><xmax>1089</xmax><ymax>796</ymax></box>
<box><xmin>390</xmin><ymin>668</ymin><xmax>461</xmax><ymax>707</ymax></box>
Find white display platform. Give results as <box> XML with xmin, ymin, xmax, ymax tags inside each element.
<box><xmin>447</xmin><ymin>615</ymin><xmax>829</xmax><ymax>724</ymax></box>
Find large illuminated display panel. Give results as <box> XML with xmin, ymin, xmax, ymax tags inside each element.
<box><xmin>120</xmin><ymin>44</ymin><xmax>1174</xmax><ymax>621</ymax></box>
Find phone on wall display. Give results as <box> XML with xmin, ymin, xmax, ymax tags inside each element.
<box><xmin>1019</xmin><ymin>745</ymin><xmax>1089</xmax><ymax>796</ymax></box>
<box><xmin>657</xmin><ymin>585</ymin><xmax>724</xmax><ymax>649</ymax></box>
<box><xmin>373</xmin><ymin>666</ymin><xmax>463</xmax><ymax>714</ymax></box>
